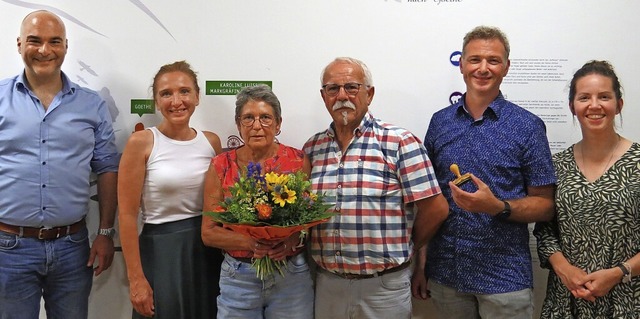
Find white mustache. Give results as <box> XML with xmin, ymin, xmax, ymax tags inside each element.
<box><xmin>332</xmin><ymin>101</ymin><xmax>356</xmax><ymax>111</ymax></box>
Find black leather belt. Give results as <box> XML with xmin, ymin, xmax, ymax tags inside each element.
<box><xmin>232</xmin><ymin>256</ymin><xmax>255</xmax><ymax>263</ymax></box>
<box><xmin>326</xmin><ymin>261</ymin><xmax>411</xmax><ymax>280</ymax></box>
<box><xmin>229</xmin><ymin>252</ymin><xmax>303</xmax><ymax>264</ymax></box>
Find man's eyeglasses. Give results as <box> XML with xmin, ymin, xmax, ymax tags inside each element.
<box><xmin>322</xmin><ymin>82</ymin><xmax>365</xmax><ymax>97</ymax></box>
<box><xmin>238</xmin><ymin>114</ymin><xmax>275</xmax><ymax>127</ymax></box>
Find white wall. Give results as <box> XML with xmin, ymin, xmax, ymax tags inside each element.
<box><xmin>1</xmin><ymin>1</ymin><xmax>638</xmax><ymax>318</ymax></box>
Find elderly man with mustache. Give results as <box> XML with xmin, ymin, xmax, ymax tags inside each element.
<box><xmin>303</xmin><ymin>57</ymin><xmax>449</xmax><ymax>319</ymax></box>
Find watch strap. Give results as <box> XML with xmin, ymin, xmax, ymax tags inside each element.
<box><xmin>619</xmin><ymin>262</ymin><xmax>632</xmax><ymax>283</ymax></box>
<box><xmin>495</xmin><ymin>200</ymin><xmax>511</xmax><ymax>220</ymax></box>
<box><xmin>98</xmin><ymin>227</ymin><xmax>116</xmax><ymax>238</ymax></box>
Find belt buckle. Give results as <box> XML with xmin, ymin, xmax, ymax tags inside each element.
<box><xmin>38</xmin><ymin>228</ymin><xmax>49</xmax><ymax>240</ymax></box>
<box><xmin>38</xmin><ymin>227</ymin><xmax>61</xmax><ymax>240</ymax></box>
<box><xmin>343</xmin><ymin>273</ymin><xmax>361</xmax><ymax>280</ymax></box>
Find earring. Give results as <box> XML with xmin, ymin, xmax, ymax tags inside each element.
<box><xmin>276</xmin><ymin>130</ymin><xmax>281</xmax><ymax>136</ymax></box>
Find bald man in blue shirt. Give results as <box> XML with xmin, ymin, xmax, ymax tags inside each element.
<box><xmin>0</xmin><ymin>10</ymin><xmax>119</xmax><ymax>319</ymax></box>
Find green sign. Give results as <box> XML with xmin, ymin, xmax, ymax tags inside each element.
<box><xmin>130</xmin><ymin>99</ymin><xmax>155</xmax><ymax>117</ymax></box>
<box><xmin>206</xmin><ymin>81</ymin><xmax>272</xmax><ymax>95</ymax></box>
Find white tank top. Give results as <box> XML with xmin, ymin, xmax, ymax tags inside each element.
<box><xmin>141</xmin><ymin>127</ymin><xmax>215</xmax><ymax>224</ymax></box>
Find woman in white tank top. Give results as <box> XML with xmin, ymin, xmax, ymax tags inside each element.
<box><xmin>118</xmin><ymin>61</ymin><xmax>224</xmax><ymax>319</ymax></box>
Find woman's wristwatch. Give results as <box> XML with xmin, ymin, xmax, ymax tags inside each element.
<box><xmin>617</xmin><ymin>262</ymin><xmax>632</xmax><ymax>283</ymax></box>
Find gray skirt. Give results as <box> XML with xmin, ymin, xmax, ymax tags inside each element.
<box><xmin>135</xmin><ymin>216</ymin><xmax>222</xmax><ymax>319</ymax></box>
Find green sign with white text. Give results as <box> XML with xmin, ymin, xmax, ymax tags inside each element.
<box><xmin>130</xmin><ymin>99</ymin><xmax>155</xmax><ymax>117</ymax></box>
<box><xmin>206</xmin><ymin>81</ymin><xmax>272</xmax><ymax>95</ymax></box>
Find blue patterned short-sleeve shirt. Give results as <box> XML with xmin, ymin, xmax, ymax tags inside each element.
<box><xmin>424</xmin><ymin>93</ymin><xmax>556</xmax><ymax>294</ymax></box>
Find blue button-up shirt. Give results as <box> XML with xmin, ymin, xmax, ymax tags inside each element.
<box><xmin>424</xmin><ymin>93</ymin><xmax>556</xmax><ymax>294</ymax></box>
<box><xmin>0</xmin><ymin>72</ymin><xmax>119</xmax><ymax>228</ymax></box>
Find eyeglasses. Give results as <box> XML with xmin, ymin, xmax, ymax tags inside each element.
<box><xmin>238</xmin><ymin>114</ymin><xmax>275</xmax><ymax>127</ymax></box>
<box><xmin>322</xmin><ymin>82</ymin><xmax>365</xmax><ymax>97</ymax></box>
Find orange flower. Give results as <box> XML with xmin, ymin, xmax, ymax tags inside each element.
<box><xmin>255</xmin><ymin>203</ymin><xmax>272</xmax><ymax>221</ymax></box>
<box><xmin>212</xmin><ymin>205</ymin><xmax>226</xmax><ymax>213</ymax></box>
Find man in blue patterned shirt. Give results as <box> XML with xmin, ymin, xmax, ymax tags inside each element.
<box><xmin>411</xmin><ymin>26</ymin><xmax>556</xmax><ymax>319</ymax></box>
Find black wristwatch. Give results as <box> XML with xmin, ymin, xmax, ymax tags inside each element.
<box><xmin>495</xmin><ymin>201</ymin><xmax>511</xmax><ymax>220</ymax></box>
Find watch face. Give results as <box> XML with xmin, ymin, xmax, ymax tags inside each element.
<box><xmin>497</xmin><ymin>210</ymin><xmax>511</xmax><ymax>219</ymax></box>
<box><xmin>496</xmin><ymin>201</ymin><xmax>511</xmax><ymax>219</ymax></box>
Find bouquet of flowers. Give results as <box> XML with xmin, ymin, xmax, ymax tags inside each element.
<box><xmin>206</xmin><ymin>162</ymin><xmax>334</xmax><ymax>279</ymax></box>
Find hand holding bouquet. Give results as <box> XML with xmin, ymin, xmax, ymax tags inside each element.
<box><xmin>206</xmin><ymin>162</ymin><xmax>334</xmax><ymax>279</ymax></box>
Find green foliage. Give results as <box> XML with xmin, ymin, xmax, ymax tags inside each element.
<box><xmin>205</xmin><ymin>166</ymin><xmax>334</xmax><ymax>227</ymax></box>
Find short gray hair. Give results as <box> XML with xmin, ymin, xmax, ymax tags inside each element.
<box><xmin>235</xmin><ymin>84</ymin><xmax>282</xmax><ymax>122</ymax></box>
<box><xmin>321</xmin><ymin>57</ymin><xmax>373</xmax><ymax>87</ymax></box>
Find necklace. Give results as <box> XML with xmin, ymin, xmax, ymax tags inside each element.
<box><xmin>580</xmin><ymin>134</ymin><xmax>620</xmax><ymax>177</ymax></box>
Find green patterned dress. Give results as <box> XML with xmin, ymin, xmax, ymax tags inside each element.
<box><xmin>535</xmin><ymin>142</ymin><xmax>640</xmax><ymax>319</ymax></box>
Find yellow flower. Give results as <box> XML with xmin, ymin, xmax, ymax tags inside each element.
<box><xmin>264</xmin><ymin>172</ymin><xmax>289</xmax><ymax>191</ymax></box>
<box><xmin>273</xmin><ymin>186</ymin><xmax>296</xmax><ymax>207</ymax></box>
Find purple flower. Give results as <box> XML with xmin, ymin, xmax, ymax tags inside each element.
<box><xmin>247</xmin><ymin>162</ymin><xmax>266</xmax><ymax>189</ymax></box>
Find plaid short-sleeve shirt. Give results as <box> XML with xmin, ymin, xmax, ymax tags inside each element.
<box><xmin>303</xmin><ymin>112</ymin><xmax>441</xmax><ymax>275</ymax></box>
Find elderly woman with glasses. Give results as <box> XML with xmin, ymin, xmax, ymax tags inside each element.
<box><xmin>201</xmin><ymin>84</ymin><xmax>314</xmax><ymax>319</ymax></box>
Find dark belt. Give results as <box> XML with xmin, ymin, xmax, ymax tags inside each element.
<box><xmin>229</xmin><ymin>252</ymin><xmax>303</xmax><ymax>264</ymax></box>
<box><xmin>0</xmin><ymin>219</ymin><xmax>85</xmax><ymax>240</ymax></box>
<box><xmin>232</xmin><ymin>256</ymin><xmax>255</xmax><ymax>263</ymax></box>
<box><xmin>326</xmin><ymin>261</ymin><xmax>411</xmax><ymax>280</ymax></box>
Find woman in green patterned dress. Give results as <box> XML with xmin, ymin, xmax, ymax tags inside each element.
<box><xmin>534</xmin><ymin>60</ymin><xmax>639</xmax><ymax>318</ymax></box>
